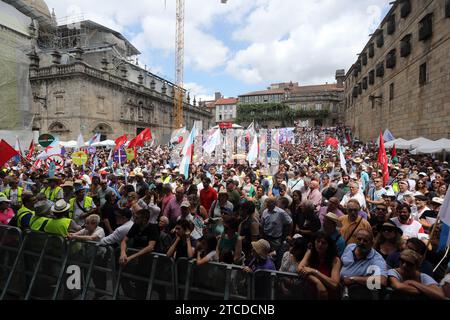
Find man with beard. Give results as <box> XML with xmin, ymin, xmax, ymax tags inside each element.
<box><xmin>340</xmin><ymin>230</ymin><xmax>387</xmax><ymax>299</ymax></box>
<box><xmin>391</xmin><ymin>204</ymin><xmax>424</xmax><ymax>239</ymax></box>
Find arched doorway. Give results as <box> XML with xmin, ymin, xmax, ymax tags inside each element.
<box><xmin>93</xmin><ymin>123</ymin><xmax>113</xmax><ymax>140</ymax></box>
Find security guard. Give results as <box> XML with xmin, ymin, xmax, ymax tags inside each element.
<box><xmin>30</xmin><ymin>199</ymin><xmax>53</xmax><ymax>232</ymax></box>
<box><xmin>14</xmin><ymin>192</ymin><xmax>36</xmax><ymax>230</ymax></box>
<box><xmin>41</xmin><ymin>176</ymin><xmax>64</xmax><ymax>203</ymax></box>
<box><xmin>45</xmin><ymin>199</ymin><xmax>81</xmax><ymax>238</ymax></box>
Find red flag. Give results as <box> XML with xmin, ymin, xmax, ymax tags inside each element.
<box><xmin>0</xmin><ymin>140</ymin><xmax>20</xmax><ymax>168</ymax></box>
<box><xmin>128</xmin><ymin>128</ymin><xmax>152</xmax><ymax>149</ymax></box>
<box><xmin>377</xmin><ymin>131</ymin><xmax>389</xmax><ymax>186</ymax></box>
<box><xmin>27</xmin><ymin>140</ymin><xmax>35</xmax><ymax>159</ymax></box>
<box><xmin>324</xmin><ymin>137</ymin><xmax>339</xmax><ymax>149</ymax></box>
<box><xmin>391</xmin><ymin>144</ymin><xmax>397</xmax><ymax>158</ymax></box>
<box><xmin>114</xmin><ymin>134</ymin><xmax>128</xmax><ymax>152</ymax></box>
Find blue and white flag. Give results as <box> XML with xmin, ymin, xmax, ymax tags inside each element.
<box><xmin>179</xmin><ymin>123</ymin><xmax>198</xmax><ymax>179</ymax></box>
<box><xmin>339</xmin><ymin>144</ymin><xmax>347</xmax><ymax>174</ymax></box>
<box><xmin>438</xmin><ymin>188</ymin><xmax>450</xmax><ymax>252</ymax></box>
<box><xmin>87</xmin><ymin>133</ymin><xmax>101</xmax><ymax>146</ymax></box>
<box><xmin>203</xmin><ymin>129</ymin><xmax>221</xmax><ymax>154</ymax></box>
<box><xmin>383</xmin><ymin>129</ymin><xmax>395</xmax><ymax>143</ymax></box>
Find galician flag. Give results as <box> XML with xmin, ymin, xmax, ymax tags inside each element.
<box><xmin>179</xmin><ymin>122</ymin><xmax>198</xmax><ymax>179</ymax></box>
<box><xmin>377</xmin><ymin>130</ymin><xmax>389</xmax><ymax>186</ymax></box>
<box><xmin>438</xmin><ymin>188</ymin><xmax>450</xmax><ymax>252</ymax></box>
<box><xmin>203</xmin><ymin>129</ymin><xmax>221</xmax><ymax>154</ymax></box>
<box><xmin>339</xmin><ymin>144</ymin><xmax>347</xmax><ymax>174</ymax></box>
<box><xmin>87</xmin><ymin>133</ymin><xmax>101</xmax><ymax>146</ymax></box>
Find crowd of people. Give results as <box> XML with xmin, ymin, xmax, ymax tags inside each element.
<box><xmin>1</xmin><ymin>125</ymin><xmax>449</xmax><ymax>300</ymax></box>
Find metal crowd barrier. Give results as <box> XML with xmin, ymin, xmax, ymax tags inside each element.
<box><xmin>0</xmin><ymin>225</ymin><xmax>24</xmax><ymax>300</ymax></box>
<box><xmin>0</xmin><ymin>225</ymin><xmax>394</xmax><ymax>300</ymax></box>
<box><xmin>176</xmin><ymin>258</ymin><xmax>252</xmax><ymax>300</ymax></box>
<box><xmin>252</xmin><ymin>270</ymin><xmax>305</xmax><ymax>300</ymax></box>
<box><xmin>113</xmin><ymin>249</ymin><xmax>176</xmax><ymax>300</ymax></box>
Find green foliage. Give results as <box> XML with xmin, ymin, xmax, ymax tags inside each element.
<box><xmin>236</xmin><ymin>103</ymin><xmax>329</xmax><ymax>124</ymax></box>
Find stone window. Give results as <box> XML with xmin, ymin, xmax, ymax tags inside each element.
<box><xmin>369</xmin><ymin>70</ymin><xmax>375</xmax><ymax>85</ymax></box>
<box><xmin>389</xmin><ymin>83</ymin><xmax>394</xmax><ymax>101</ymax></box>
<box><xmin>362</xmin><ymin>77</ymin><xmax>368</xmax><ymax>90</ymax></box>
<box><xmin>352</xmin><ymin>65</ymin><xmax>359</xmax><ymax>77</ymax></box>
<box><xmin>315</xmin><ymin>104</ymin><xmax>322</xmax><ymax>110</ymax></box>
<box><xmin>368</xmin><ymin>43</ymin><xmax>375</xmax><ymax>58</ymax></box>
<box><xmin>97</xmin><ymin>97</ymin><xmax>105</xmax><ymax>113</ymax></box>
<box><xmin>386</xmin><ymin>49</ymin><xmax>396</xmax><ymax>69</ymax></box>
<box><xmin>138</xmin><ymin>102</ymin><xmax>144</xmax><ymax>119</ymax></box>
<box><xmin>358</xmin><ymin>83</ymin><xmax>362</xmax><ymax>95</ymax></box>
<box><xmin>376</xmin><ymin>30</ymin><xmax>384</xmax><ymax>48</ymax></box>
<box><xmin>419</xmin><ymin>13</ymin><xmax>433</xmax><ymax>41</ymax></box>
<box><xmin>361</xmin><ymin>52</ymin><xmax>367</xmax><ymax>66</ymax></box>
<box><xmin>55</xmin><ymin>96</ymin><xmax>64</xmax><ymax>114</ymax></box>
<box><xmin>376</xmin><ymin>62</ymin><xmax>384</xmax><ymax>77</ymax></box>
<box><xmin>419</xmin><ymin>62</ymin><xmax>427</xmax><ymax>85</ymax></box>
<box><xmin>400</xmin><ymin>0</ymin><xmax>411</xmax><ymax>19</ymax></box>
<box><xmin>400</xmin><ymin>34</ymin><xmax>412</xmax><ymax>57</ymax></box>
<box><xmin>387</xmin><ymin>14</ymin><xmax>396</xmax><ymax>35</ymax></box>
<box><xmin>352</xmin><ymin>86</ymin><xmax>358</xmax><ymax>98</ymax></box>
<box><xmin>446</xmin><ymin>0</ymin><xmax>450</xmax><ymax>18</ymax></box>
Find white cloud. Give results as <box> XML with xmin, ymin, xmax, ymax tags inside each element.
<box><xmin>226</xmin><ymin>0</ymin><xmax>389</xmax><ymax>85</ymax></box>
<box><xmin>184</xmin><ymin>82</ymin><xmax>215</xmax><ymax>102</ymax></box>
<box><xmin>45</xmin><ymin>0</ymin><xmax>390</xmax><ymax>92</ymax></box>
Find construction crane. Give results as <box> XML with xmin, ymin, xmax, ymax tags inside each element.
<box><xmin>172</xmin><ymin>0</ymin><xmax>227</xmax><ymax>129</ymax></box>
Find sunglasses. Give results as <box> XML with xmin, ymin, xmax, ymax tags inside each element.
<box><xmin>382</xmin><ymin>228</ymin><xmax>395</xmax><ymax>233</ymax></box>
<box><xmin>356</xmin><ymin>237</ymin><xmax>370</xmax><ymax>243</ymax></box>
<box><xmin>376</xmin><ymin>208</ymin><xmax>387</xmax><ymax>211</ymax></box>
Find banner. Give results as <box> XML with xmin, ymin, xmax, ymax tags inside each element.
<box><xmin>225</xmin><ymin>129</ymin><xmax>235</xmax><ymax>165</ymax></box>
<box><xmin>236</xmin><ymin>129</ymin><xmax>246</xmax><ymax>164</ymax></box>
<box><xmin>193</xmin><ymin>121</ymin><xmax>203</xmax><ymax>164</ymax></box>
<box><xmin>258</xmin><ymin>129</ymin><xmax>268</xmax><ymax>168</ymax></box>
<box><xmin>268</xmin><ymin>129</ymin><xmax>280</xmax><ymax>176</ymax></box>
<box><xmin>214</xmin><ymin>131</ymin><xmax>224</xmax><ymax>165</ymax></box>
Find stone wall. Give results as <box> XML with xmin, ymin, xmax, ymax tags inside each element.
<box><xmin>344</xmin><ymin>0</ymin><xmax>450</xmax><ymax>142</ymax></box>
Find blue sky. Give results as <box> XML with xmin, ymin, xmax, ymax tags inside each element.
<box><xmin>47</xmin><ymin>0</ymin><xmax>391</xmax><ymax>101</ymax></box>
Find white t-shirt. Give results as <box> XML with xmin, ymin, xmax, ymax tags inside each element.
<box><xmin>391</xmin><ymin>217</ymin><xmax>423</xmax><ymax>239</ymax></box>
<box><xmin>77</xmin><ymin>226</ymin><xmax>105</xmax><ymax>240</ymax></box>
<box><xmin>340</xmin><ymin>192</ymin><xmax>367</xmax><ymax>210</ymax></box>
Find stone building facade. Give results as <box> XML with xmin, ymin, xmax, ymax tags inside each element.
<box><xmin>237</xmin><ymin>70</ymin><xmax>345</xmax><ymax>128</ymax></box>
<box><xmin>0</xmin><ymin>1</ymin><xmax>213</xmax><ymax>143</ymax></box>
<box><xmin>344</xmin><ymin>0</ymin><xmax>450</xmax><ymax>142</ymax></box>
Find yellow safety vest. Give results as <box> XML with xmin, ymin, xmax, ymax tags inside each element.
<box><xmin>16</xmin><ymin>205</ymin><xmax>35</xmax><ymax>229</ymax></box>
<box><xmin>69</xmin><ymin>196</ymin><xmax>93</xmax><ymax>219</ymax></box>
<box><xmin>42</xmin><ymin>186</ymin><xmax>63</xmax><ymax>202</ymax></box>
<box><xmin>30</xmin><ymin>216</ymin><xmax>50</xmax><ymax>232</ymax></box>
<box><xmin>5</xmin><ymin>187</ymin><xmax>23</xmax><ymax>206</ymax></box>
<box><xmin>44</xmin><ymin>218</ymin><xmax>72</xmax><ymax>238</ymax></box>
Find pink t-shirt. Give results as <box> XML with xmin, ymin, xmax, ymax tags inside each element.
<box><xmin>0</xmin><ymin>208</ymin><xmax>15</xmax><ymax>225</ymax></box>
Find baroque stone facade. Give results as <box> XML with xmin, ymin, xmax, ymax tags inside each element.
<box><xmin>344</xmin><ymin>0</ymin><xmax>450</xmax><ymax>142</ymax></box>
<box><xmin>0</xmin><ymin>1</ymin><xmax>213</xmax><ymax>143</ymax></box>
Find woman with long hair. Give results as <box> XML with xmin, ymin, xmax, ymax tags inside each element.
<box><xmin>289</xmin><ymin>190</ymin><xmax>302</xmax><ymax>236</ymax></box>
<box><xmin>297</xmin><ymin>231</ymin><xmax>341</xmax><ymax>299</ymax></box>
<box><xmin>374</xmin><ymin>220</ymin><xmax>404</xmax><ymax>260</ymax></box>
<box><xmin>415</xmin><ymin>179</ymin><xmax>429</xmax><ymax>196</ymax></box>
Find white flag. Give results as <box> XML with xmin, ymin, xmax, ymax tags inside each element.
<box><xmin>339</xmin><ymin>144</ymin><xmax>347</xmax><ymax>174</ymax></box>
<box><xmin>247</xmin><ymin>135</ymin><xmax>258</xmax><ymax>165</ymax></box>
<box><xmin>202</xmin><ymin>129</ymin><xmax>221</xmax><ymax>154</ymax></box>
<box><xmin>77</xmin><ymin>133</ymin><xmax>85</xmax><ymax>149</ymax></box>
